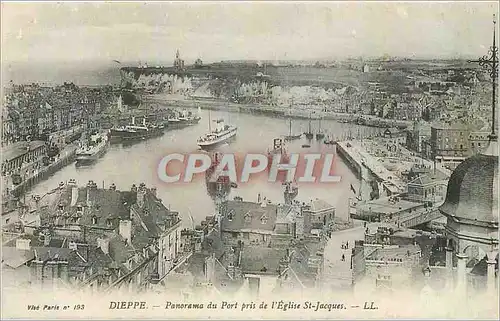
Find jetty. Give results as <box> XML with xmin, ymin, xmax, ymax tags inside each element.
<box><xmin>336</xmin><ymin>140</ymin><xmax>406</xmax><ymax>196</ymax></box>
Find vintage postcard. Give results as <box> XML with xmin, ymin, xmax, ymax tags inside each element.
<box><xmin>1</xmin><ymin>1</ymin><xmax>499</xmax><ymax>320</ymax></box>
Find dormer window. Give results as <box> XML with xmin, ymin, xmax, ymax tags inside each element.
<box><xmin>227</xmin><ymin>209</ymin><xmax>234</xmax><ymax>221</ymax></box>
<box><xmin>106</xmin><ymin>219</ymin><xmax>112</xmax><ymax>227</ymax></box>
<box><xmin>58</xmin><ymin>204</ymin><xmax>64</xmax><ymax>211</ymax></box>
<box><xmin>91</xmin><ymin>216</ymin><xmax>98</xmax><ymax>225</ymax></box>
<box><xmin>260</xmin><ymin>214</ymin><xmax>268</xmax><ymax>225</ymax></box>
<box><xmin>244</xmin><ymin>212</ymin><xmax>252</xmax><ymax>223</ymax></box>
<box><xmin>77</xmin><ymin>205</ymin><xmax>83</xmax><ymax>213</ymax></box>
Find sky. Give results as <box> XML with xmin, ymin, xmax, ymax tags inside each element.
<box><xmin>1</xmin><ymin>1</ymin><xmax>499</xmax><ymax>65</ymax></box>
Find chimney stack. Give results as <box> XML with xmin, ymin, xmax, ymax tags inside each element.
<box><xmin>137</xmin><ymin>183</ymin><xmax>147</xmax><ymax>208</ymax></box>
<box><xmin>86</xmin><ymin>180</ymin><xmax>97</xmax><ymax>207</ymax></box>
<box><xmin>16</xmin><ymin>238</ymin><xmax>31</xmax><ymax>251</ymax></box>
<box><xmin>119</xmin><ymin>220</ymin><xmax>132</xmax><ymax>245</ymax></box>
<box><xmin>97</xmin><ymin>237</ymin><xmax>110</xmax><ymax>255</ymax></box>
<box><xmin>43</xmin><ymin>232</ymin><xmax>51</xmax><ymax>247</ymax></box>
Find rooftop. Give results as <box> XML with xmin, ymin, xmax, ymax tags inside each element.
<box><xmin>221</xmin><ymin>199</ymin><xmax>278</xmax><ymax>233</ymax></box>
<box><xmin>2</xmin><ymin>140</ymin><xmax>46</xmax><ymax>162</ymax></box>
<box><xmin>306</xmin><ymin>199</ymin><xmax>335</xmax><ymax>213</ymax></box>
<box><xmin>408</xmin><ymin>171</ymin><xmax>449</xmax><ymax>186</ymax></box>
<box><xmin>240</xmin><ymin>246</ymin><xmax>287</xmax><ymax>275</ymax></box>
<box><xmin>365</xmin><ymin>244</ymin><xmax>421</xmax><ymax>261</ymax></box>
<box><xmin>357</xmin><ymin>196</ymin><xmax>423</xmax><ymax>215</ymax></box>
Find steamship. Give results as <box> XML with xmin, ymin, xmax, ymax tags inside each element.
<box><xmin>197</xmin><ymin>117</ymin><xmax>237</xmax><ymax>149</ymax></box>
<box><xmin>167</xmin><ymin>108</ymin><xmax>201</xmax><ymax>129</ymax></box>
<box><xmin>76</xmin><ymin>131</ymin><xmax>109</xmax><ymax>165</ymax></box>
<box><xmin>110</xmin><ymin>116</ymin><xmax>165</xmax><ymax>142</ymax></box>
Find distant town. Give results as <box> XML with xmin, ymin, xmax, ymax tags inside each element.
<box><xmin>1</xmin><ymin>43</ymin><xmax>498</xmax><ymax>307</ymax></box>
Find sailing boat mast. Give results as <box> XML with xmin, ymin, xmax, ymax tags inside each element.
<box><xmin>208</xmin><ymin>110</ymin><xmax>212</xmax><ymax>132</ymax></box>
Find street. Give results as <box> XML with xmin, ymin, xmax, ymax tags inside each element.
<box><xmin>321</xmin><ymin>225</ymin><xmax>365</xmax><ymax>292</ymax></box>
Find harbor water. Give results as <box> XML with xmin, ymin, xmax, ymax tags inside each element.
<box><xmin>28</xmin><ymin>108</ymin><xmax>382</xmax><ymax>227</ymax></box>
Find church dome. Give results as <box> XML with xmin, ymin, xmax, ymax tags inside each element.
<box><xmin>439</xmin><ymin>140</ymin><xmax>498</xmax><ymax>224</ymax></box>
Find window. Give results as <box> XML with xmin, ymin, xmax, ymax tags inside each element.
<box><xmin>227</xmin><ymin>209</ymin><xmax>234</xmax><ymax>221</ymax></box>
<box><xmin>244</xmin><ymin>213</ymin><xmax>252</xmax><ymax>223</ymax></box>
<box><xmin>77</xmin><ymin>205</ymin><xmax>83</xmax><ymax>213</ymax></box>
<box><xmin>91</xmin><ymin>216</ymin><xmax>97</xmax><ymax>224</ymax></box>
<box><xmin>106</xmin><ymin>219</ymin><xmax>112</xmax><ymax>227</ymax></box>
<box><xmin>58</xmin><ymin>204</ymin><xmax>64</xmax><ymax>211</ymax></box>
<box><xmin>5</xmin><ymin>218</ymin><xmax>10</xmax><ymax>224</ymax></box>
<box><xmin>260</xmin><ymin>214</ymin><xmax>268</xmax><ymax>225</ymax></box>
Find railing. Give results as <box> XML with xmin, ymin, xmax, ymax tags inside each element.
<box><xmin>396</xmin><ymin>208</ymin><xmax>443</xmax><ymax>228</ymax></box>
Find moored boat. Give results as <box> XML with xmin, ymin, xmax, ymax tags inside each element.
<box><xmin>167</xmin><ymin>109</ymin><xmax>201</xmax><ymax>129</ymax></box>
<box><xmin>197</xmin><ymin>114</ymin><xmax>237</xmax><ymax>149</ymax></box>
<box><xmin>304</xmin><ymin>112</ymin><xmax>314</xmax><ymax>139</ymax></box>
<box><xmin>110</xmin><ymin>116</ymin><xmax>164</xmax><ymax>143</ymax></box>
<box><xmin>76</xmin><ymin>131</ymin><xmax>109</xmax><ymax>165</ymax></box>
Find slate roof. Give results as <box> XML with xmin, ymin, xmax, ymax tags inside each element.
<box><xmin>45</xmin><ymin>184</ymin><xmax>133</xmax><ymax>228</ymax></box>
<box><xmin>240</xmin><ymin>246</ymin><xmax>287</xmax><ymax>275</ymax></box>
<box><xmin>201</xmin><ymin>229</ymin><xmax>225</xmax><ymax>259</ymax></box>
<box><xmin>408</xmin><ymin>171</ymin><xmax>449</xmax><ymax>186</ymax></box>
<box><xmin>289</xmin><ymin>240</ymin><xmax>325</xmax><ymax>288</ymax></box>
<box><xmin>365</xmin><ymin>244</ymin><xmax>421</xmax><ymax>261</ymax></box>
<box><xmin>221</xmin><ymin>200</ymin><xmax>278</xmax><ymax>233</ymax></box>
<box><xmin>307</xmin><ymin>199</ymin><xmax>335</xmax><ymax>212</ymax></box>
<box><xmin>2</xmin><ymin>140</ymin><xmax>46</xmax><ymax>162</ymax></box>
<box><xmin>1</xmin><ymin>246</ymin><xmax>34</xmax><ymax>268</ymax></box>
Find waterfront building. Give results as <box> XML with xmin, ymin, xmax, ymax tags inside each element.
<box><xmin>430</xmin><ymin>120</ymin><xmax>488</xmax><ymax>168</ymax></box>
<box><xmin>469</xmin><ymin>131</ymin><xmax>490</xmax><ymax>154</ymax></box>
<box><xmin>406</xmin><ymin>170</ymin><xmax>449</xmax><ymax>204</ymax></box>
<box><xmin>407</xmin><ymin>120</ymin><xmax>432</xmax><ymax>154</ymax></box>
<box><xmin>383</xmin><ymin>127</ymin><xmax>407</xmax><ymax>146</ymax></box>
<box><xmin>1</xmin><ymin>140</ymin><xmax>47</xmax><ymax>175</ymax></box>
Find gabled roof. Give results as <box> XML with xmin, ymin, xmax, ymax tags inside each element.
<box><xmin>408</xmin><ymin>171</ymin><xmax>449</xmax><ymax>186</ymax></box>
<box><xmin>307</xmin><ymin>199</ymin><xmax>334</xmax><ymax>213</ymax></box>
<box><xmin>1</xmin><ymin>247</ymin><xmax>34</xmax><ymax>268</ymax></box>
<box><xmin>221</xmin><ymin>200</ymin><xmax>278</xmax><ymax>233</ymax></box>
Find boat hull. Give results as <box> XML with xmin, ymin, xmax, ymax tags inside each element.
<box><xmin>76</xmin><ymin>142</ymin><xmax>109</xmax><ymax>166</ymax></box>
<box><xmin>168</xmin><ymin>117</ymin><xmax>201</xmax><ymax>129</ymax></box>
<box><xmin>284</xmin><ymin>134</ymin><xmax>302</xmax><ymax>141</ymax></box>
<box><xmin>316</xmin><ymin>133</ymin><xmax>325</xmax><ymax>140</ymax></box>
<box><xmin>197</xmin><ymin>129</ymin><xmax>237</xmax><ymax>149</ymax></box>
<box><xmin>109</xmin><ymin>127</ymin><xmax>164</xmax><ymax>143</ymax></box>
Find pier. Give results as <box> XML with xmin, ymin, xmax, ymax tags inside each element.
<box><xmin>336</xmin><ymin>141</ymin><xmax>406</xmax><ymax>196</ymax></box>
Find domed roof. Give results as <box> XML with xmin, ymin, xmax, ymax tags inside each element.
<box><xmin>439</xmin><ymin>140</ymin><xmax>498</xmax><ymax>224</ymax></box>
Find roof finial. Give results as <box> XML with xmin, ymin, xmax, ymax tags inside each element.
<box><xmin>468</xmin><ymin>14</ymin><xmax>498</xmax><ymax>142</ymax></box>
